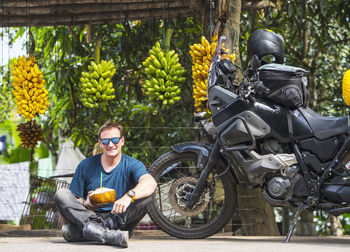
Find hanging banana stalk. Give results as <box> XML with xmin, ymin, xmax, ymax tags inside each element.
<box><xmin>190</xmin><ymin>35</ymin><xmax>235</xmax><ymax>112</ymax></box>
<box><xmin>17</xmin><ymin>120</ymin><xmax>44</xmax><ymax>149</ymax></box>
<box><xmin>142</xmin><ymin>29</ymin><xmax>186</xmax><ymax>108</ymax></box>
<box><xmin>12</xmin><ymin>54</ymin><xmax>49</xmax><ymax>120</ymax></box>
<box><xmin>79</xmin><ymin>40</ymin><xmax>116</xmax><ymax>109</ymax></box>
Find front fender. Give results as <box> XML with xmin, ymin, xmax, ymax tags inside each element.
<box><xmin>172</xmin><ymin>142</ymin><xmax>239</xmax><ymax>184</ymax></box>
<box><xmin>172</xmin><ymin>142</ymin><xmax>213</xmax><ymax>169</ymax></box>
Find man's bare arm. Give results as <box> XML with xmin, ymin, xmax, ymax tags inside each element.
<box><xmin>111</xmin><ymin>174</ymin><xmax>157</xmax><ymax>214</ymax></box>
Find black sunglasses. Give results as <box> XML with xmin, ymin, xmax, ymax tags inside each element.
<box><xmin>100</xmin><ymin>137</ymin><xmax>122</xmax><ymax>145</ymax></box>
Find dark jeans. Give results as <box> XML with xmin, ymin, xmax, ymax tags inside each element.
<box><xmin>54</xmin><ymin>188</ymin><xmax>151</xmax><ymax>234</ymax></box>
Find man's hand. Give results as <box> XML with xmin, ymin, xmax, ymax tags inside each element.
<box><xmin>83</xmin><ymin>191</ymin><xmax>106</xmax><ymax>211</ymax></box>
<box><xmin>111</xmin><ymin>195</ymin><xmax>132</xmax><ymax>214</ymax></box>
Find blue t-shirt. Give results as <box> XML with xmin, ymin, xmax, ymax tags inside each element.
<box><xmin>69</xmin><ymin>153</ymin><xmax>148</xmax><ymax>212</ymax></box>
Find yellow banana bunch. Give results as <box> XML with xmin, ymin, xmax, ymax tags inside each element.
<box><xmin>142</xmin><ymin>41</ymin><xmax>186</xmax><ymax>107</ymax></box>
<box><xmin>190</xmin><ymin>36</ymin><xmax>235</xmax><ymax>112</ymax></box>
<box><xmin>80</xmin><ymin>60</ymin><xmax>116</xmax><ymax>109</ymax></box>
<box><xmin>190</xmin><ymin>36</ymin><xmax>217</xmax><ymax>112</ymax></box>
<box><xmin>12</xmin><ymin>55</ymin><xmax>50</xmax><ymax>120</ymax></box>
<box><xmin>17</xmin><ymin>120</ymin><xmax>43</xmax><ymax>149</ymax></box>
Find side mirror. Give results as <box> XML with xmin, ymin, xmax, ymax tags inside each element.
<box><xmin>216</xmin><ymin>59</ymin><xmax>237</xmax><ymax>86</ymax></box>
<box><xmin>251</xmin><ymin>54</ymin><xmax>261</xmax><ymax>71</ymax></box>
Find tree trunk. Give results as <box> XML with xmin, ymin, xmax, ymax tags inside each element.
<box><xmin>220</xmin><ymin>0</ymin><xmax>242</xmax><ymax>70</ymax></box>
<box><xmin>42</xmin><ymin>124</ymin><xmax>58</xmax><ymax>166</ymax></box>
<box><xmin>219</xmin><ymin>0</ymin><xmax>280</xmax><ymax>236</ymax></box>
<box><xmin>309</xmin><ymin>52</ymin><xmax>320</xmax><ymax>111</ymax></box>
<box><xmin>330</xmin><ymin>215</ymin><xmax>343</xmax><ymax>236</ymax></box>
<box><xmin>238</xmin><ymin>184</ymin><xmax>280</xmax><ymax>235</ymax></box>
<box><xmin>281</xmin><ymin>207</ymin><xmax>291</xmax><ymax>235</ymax></box>
<box><xmin>295</xmin><ymin>210</ymin><xmax>316</xmax><ymax>236</ymax></box>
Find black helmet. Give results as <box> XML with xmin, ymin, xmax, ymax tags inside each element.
<box><xmin>247</xmin><ymin>29</ymin><xmax>284</xmax><ymax>64</ymax></box>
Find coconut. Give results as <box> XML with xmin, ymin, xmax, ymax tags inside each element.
<box><xmin>89</xmin><ymin>187</ymin><xmax>116</xmax><ymax>204</ymax></box>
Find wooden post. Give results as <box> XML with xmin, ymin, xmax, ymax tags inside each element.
<box><xmin>219</xmin><ymin>0</ymin><xmax>280</xmax><ymax>236</ymax></box>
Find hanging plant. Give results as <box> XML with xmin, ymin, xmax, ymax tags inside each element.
<box><xmin>142</xmin><ymin>29</ymin><xmax>186</xmax><ymax>108</ymax></box>
<box><xmin>11</xmin><ymin>31</ymin><xmax>49</xmax><ymax>155</ymax></box>
<box><xmin>79</xmin><ymin>40</ymin><xmax>116</xmax><ymax>109</ymax></box>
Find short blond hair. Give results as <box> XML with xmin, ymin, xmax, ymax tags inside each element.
<box><xmin>98</xmin><ymin>121</ymin><xmax>124</xmax><ymax>139</ymax></box>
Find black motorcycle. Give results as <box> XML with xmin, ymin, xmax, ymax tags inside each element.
<box><xmin>147</xmin><ymin>30</ymin><xmax>350</xmax><ymax>242</ymax></box>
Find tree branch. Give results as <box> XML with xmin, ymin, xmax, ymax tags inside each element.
<box><xmin>288</xmin><ymin>45</ymin><xmax>311</xmax><ymax>70</ymax></box>
<box><xmin>68</xmin><ymin>76</ymin><xmax>78</xmax><ymax>125</ymax></box>
<box><xmin>67</xmin><ymin>26</ymin><xmax>78</xmax><ymax>44</ymax></box>
<box><xmin>324</xmin><ymin>38</ymin><xmax>350</xmax><ymax>47</ymax></box>
<box><xmin>242</xmin><ymin>0</ymin><xmax>275</xmax><ymax>11</ymax></box>
<box><xmin>310</xmin><ymin>49</ymin><xmax>320</xmax><ymax>73</ymax></box>
<box><xmin>42</xmin><ymin>125</ymin><xmax>58</xmax><ymax>166</ymax></box>
<box><xmin>302</xmin><ymin>26</ymin><xmax>309</xmax><ymax>58</ymax></box>
<box><xmin>86</xmin><ymin>24</ymin><xmax>92</xmax><ymax>44</ymax></box>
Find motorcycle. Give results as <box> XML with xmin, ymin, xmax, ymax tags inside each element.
<box><xmin>147</xmin><ymin>31</ymin><xmax>350</xmax><ymax>242</ymax></box>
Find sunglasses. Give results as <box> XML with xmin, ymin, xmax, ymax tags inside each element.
<box><xmin>100</xmin><ymin>137</ymin><xmax>122</xmax><ymax>145</ymax></box>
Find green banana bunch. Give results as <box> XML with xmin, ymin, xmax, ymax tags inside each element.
<box><xmin>79</xmin><ymin>60</ymin><xmax>116</xmax><ymax>109</ymax></box>
<box><xmin>142</xmin><ymin>41</ymin><xmax>186</xmax><ymax>107</ymax></box>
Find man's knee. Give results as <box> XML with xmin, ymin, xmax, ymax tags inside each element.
<box><xmin>54</xmin><ymin>188</ymin><xmax>74</xmax><ymax>206</ymax></box>
<box><xmin>127</xmin><ymin>196</ymin><xmax>152</xmax><ymax>218</ymax></box>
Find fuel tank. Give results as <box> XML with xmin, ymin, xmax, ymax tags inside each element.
<box><xmin>212</xmin><ymin>97</ymin><xmax>313</xmax><ymax>144</ymax></box>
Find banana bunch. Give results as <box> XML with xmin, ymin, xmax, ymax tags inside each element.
<box><xmin>190</xmin><ymin>36</ymin><xmax>235</xmax><ymax>112</ymax></box>
<box><xmin>12</xmin><ymin>55</ymin><xmax>50</xmax><ymax>120</ymax></box>
<box><xmin>17</xmin><ymin>120</ymin><xmax>43</xmax><ymax>149</ymax></box>
<box><xmin>142</xmin><ymin>41</ymin><xmax>186</xmax><ymax>107</ymax></box>
<box><xmin>79</xmin><ymin>60</ymin><xmax>116</xmax><ymax>109</ymax></box>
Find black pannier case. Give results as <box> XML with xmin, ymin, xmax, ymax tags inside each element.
<box><xmin>258</xmin><ymin>63</ymin><xmax>310</xmax><ymax>108</ymax></box>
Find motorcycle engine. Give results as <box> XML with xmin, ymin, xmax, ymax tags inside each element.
<box><xmin>266</xmin><ymin>165</ymin><xmax>300</xmax><ymax>200</ymax></box>
<box><xmin>267</xmin><ymin>176</ymin><xmax>291</xmax><ymax>199</ymax></box>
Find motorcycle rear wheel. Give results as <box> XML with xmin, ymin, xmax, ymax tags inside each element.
<box><xmin>148</xmin><ymin>151</ymin><xmax>237</xmax><ymax>238</ymax></box>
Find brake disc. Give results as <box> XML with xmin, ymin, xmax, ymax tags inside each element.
<box><xmin>169</xmin><ymin>176</ymin><xmax>210</xmax><ymax>217</ymax></box>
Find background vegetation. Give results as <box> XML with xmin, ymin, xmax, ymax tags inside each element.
<box><xmin>0</xmin><ymin>0</ymin><xmax>349</xmax><ymax>235</ymax></box>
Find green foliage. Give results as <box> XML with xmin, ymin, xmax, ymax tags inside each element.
<box><xmin>5</xmin><ymin>18</ymin><xmax>202</xmax><ymax>166</ymax></box>
<box><xmin>240</xmin><ymin>0</ymin><xmax>350</xmax><ymax>115</ymax></box>
<box><xmin>1</xmin><ymin>146</ymin><xmax>31</xmax><ymax>164</ymax></box>
<box><xmin>340</xmin><ymin>213</ymin><xmax>350</xmax><ymax>235</ymax></box>
<box><xmin>35</xmin><ymin>143</ymin><xmax>49</xmax><ymax>159</ymax></box>
<box><xmin>0</xmin><ymin>61</ymin><xmax>16</xmax><ymax>125</ymax></box>
<box><xmin>314</xmin><ymin>210</ymin><xmax>332</xmax><ymax>236</ymax></box>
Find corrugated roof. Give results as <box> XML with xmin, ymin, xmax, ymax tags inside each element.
<box><xmin>0</xmin><ymin>0</ymin><xmax>201</xmax><ymax>27</ymax></box>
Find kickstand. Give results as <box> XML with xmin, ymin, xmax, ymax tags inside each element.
<box><xmin>284</xmin><ymin>203</ymin><xmax>306</xmax><ymax>243</ymax></box>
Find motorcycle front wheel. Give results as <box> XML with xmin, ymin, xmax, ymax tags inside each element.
<box><xmin>147</xmin><ymin>151</ymin><xmax>237</xmax><ymax>238</ymax></box>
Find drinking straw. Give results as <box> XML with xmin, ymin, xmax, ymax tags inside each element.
<box><xmin>100</xmin><ymin>172</ymin><xmax>102</xmax><ymax>187</ymax></box>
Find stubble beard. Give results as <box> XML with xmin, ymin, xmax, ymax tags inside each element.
<box><xmin>104</xmin><ymin>146</ymin><xmax>121</xmax><ymax>159</ymax></box>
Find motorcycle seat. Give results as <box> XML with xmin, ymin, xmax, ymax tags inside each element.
<box><xmin>298</xmin><ymin>108</ymin><xmax>349</xmax><ymax>140</ymax></box>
